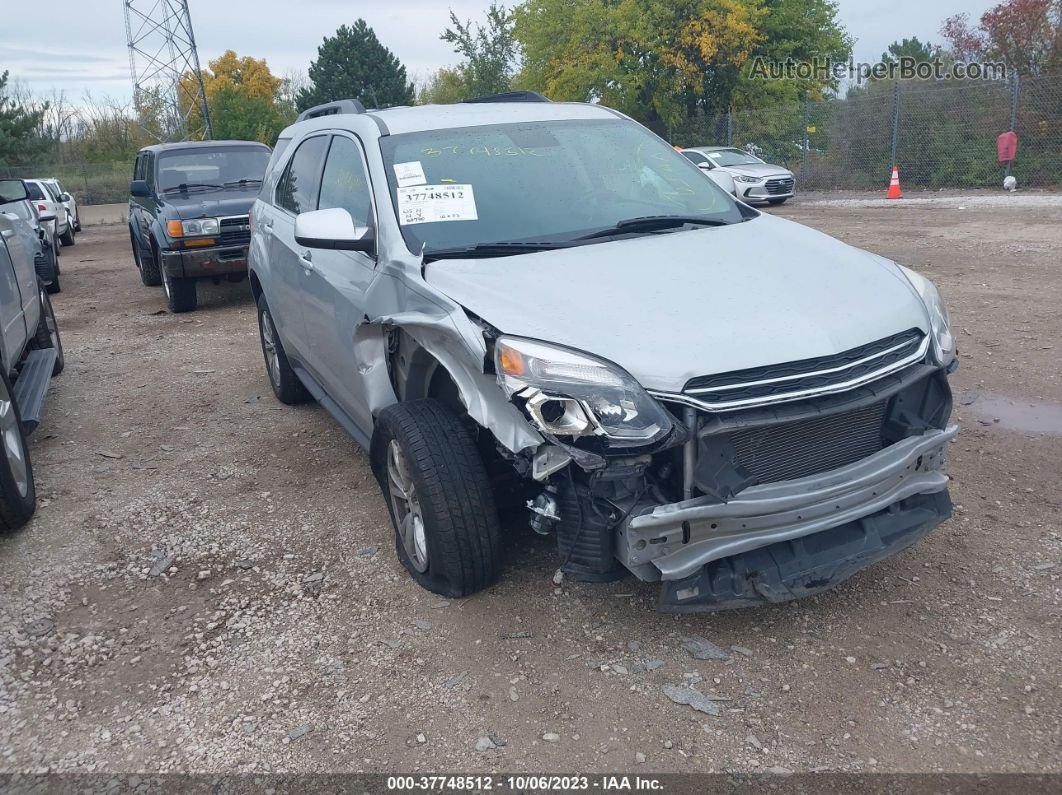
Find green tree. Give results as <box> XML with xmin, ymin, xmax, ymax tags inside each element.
<box><xmin>0</xmin><ymin>71</ymin><xmax>49</xmax><ymax>167</ymax></box>
<box><xmin>441</xmin><ymin>3</ymin><xmax>519</xmax><ymax>98</ymax></box>
<box><xmin>419</xmin><ymin>67</ymin><xmax>472</xmax><ymax>104</ymax></box>
<box><xmin>179</xmin><ymin>50</ymin><xmax>289</xmax><ymax>143</ymax></box>
<box><xmin>298</xmin><ymin>20</ymin><xmax>415</xmax><ymax>110</ymax></box>
<box><xmin>880</xmin><ymin>36</ymin><xmax>939</xmax><ymax>65</ymax></box>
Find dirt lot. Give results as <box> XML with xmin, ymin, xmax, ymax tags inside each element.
<box><xmin>1</xmin><ymin>197</ymin><xmax>1060</xmax><ymax>776</ymax></box>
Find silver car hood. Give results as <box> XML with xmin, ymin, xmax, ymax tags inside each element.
<box><xmin>721</xmin><ymin>163</ymin><xmax>792</xmax><ymax>178</ymax></box>
<box><xmin>424</xmin><ymin>213</ymin><xmax>930</xmax><ymax>393</ymax></box>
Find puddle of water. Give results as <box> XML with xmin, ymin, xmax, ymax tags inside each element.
<box><xmin>966</xmin><ymin>394</ymin><xmax>1062</xmax><ymax>436</ymax></box>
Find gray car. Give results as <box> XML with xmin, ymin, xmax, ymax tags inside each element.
<box><xmin>681</xmin><ymin>146</ymin><xmax>795</xmax><ymax>205</ymax></box>
<box><xmin>249</xmin><ymin>94</ymin><xmax>956</xmax><ymax>611</ymax></box>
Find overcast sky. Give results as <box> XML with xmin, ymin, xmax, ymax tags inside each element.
<box><xmin>1</xmin><ymin>0</ymin><xmax>1000</xmax><ymax>103</ymax></box>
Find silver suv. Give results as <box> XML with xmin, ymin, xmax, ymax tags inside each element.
<box><xmin>249</xmin><ymin>94</ymin><xmax>957</xmax><ymax>611</ymax></box>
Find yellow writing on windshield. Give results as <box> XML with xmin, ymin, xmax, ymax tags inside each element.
<box><xmin>420</xmin><ymin>145</ymin><xmax>545</xmax><ymax>158</ymax></box>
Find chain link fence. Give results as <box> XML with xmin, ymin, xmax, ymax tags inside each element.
<box><xmin>672</xmin><ymin>72</ymin><xmax>1062</xmax><ymax>191</ymax></box>
<box><xmin>0</xmin><ymin>162</ymin><xmax>131</xmax><ymax>206</ymax></box>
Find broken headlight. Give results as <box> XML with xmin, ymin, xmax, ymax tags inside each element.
<box><xmin>900</xmin><ymin>266</ymin><xmax>955</xmax><ymax>366</ymax></box>
<box><xmin>495</xmin><ymin>337</ymin><xmax>671</xmax><ymax>445</ymax></box>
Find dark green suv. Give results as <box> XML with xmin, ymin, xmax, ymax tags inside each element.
<box><xmin>128</xmin><ymin>141</ymin><xmax>270</xmax><ymax>312</ymax></box>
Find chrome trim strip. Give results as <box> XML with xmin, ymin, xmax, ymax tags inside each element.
<box><xmin>685</xmin><ymin>336</ymin><xmax>921</xmax><ymax>395</ymax></box>
<box><xmin>650</xmin><ymin>336</ymin><xmax>930</xmax><ymax>413</ymax></box>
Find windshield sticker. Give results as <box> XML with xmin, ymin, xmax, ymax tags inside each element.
<box><xmin>396</xmin><ymin>184</ymin><xmax>478</xmax><ymax>225</ymax></box>
<box><xmin>393</xmin><ymin>161</ymin><xmax>427</xmax><ymax>188</ymax></box>
<box><xmin>707</xmin><ymin>152</ymin><xmax>721</xmax><ymax>159</ymax></box>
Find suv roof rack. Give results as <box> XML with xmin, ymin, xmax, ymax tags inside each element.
<box><xmin>296</xmin><ymin>99</ymin><xmax>366</xmax><ymax>122</ymax></box>
<box><xmin>462</xmin><ymin>91</ymin><xmax>551</xmax><ymax>104</ymax></box>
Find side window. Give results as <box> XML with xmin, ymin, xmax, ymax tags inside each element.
<box><xmin>681</xmin><ymin>151</ymin><xmax>707</xmax><ymax>166</ymax></box>
<box><xmin>275</xmin><ymin>136</ymin><xmax>329</xmax><ymax>214</ymax></box>
<box><xmin>318</xmin><ymin>136</ymin><xmax>373</xmax><ymax>227</ymax></box>
<box><xmin>144</xmin><ymin>153</ymin><xmax>156</xmax><ymax>191</ymax></box>
<box><xmin>133</xmin><ymin>154</ymin><xmax>144</xmax><ymax>181</ymax></box>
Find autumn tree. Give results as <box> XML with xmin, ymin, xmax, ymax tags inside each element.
<box><xmin>179</xmin><ymin>50</ymin><xmax>288</xmax><ymax>143</ymax></box>
<box><xmin>942</xmin><ymin>0</ymin><xmax>1061</xmax><ymax>74</ymax></box>
<box><xmin>298</xmin><ymin>20</ymin><xmax>415</xmax><ymax>110</ymax></box>
<box><xmin>419</xmin><ymin>67</ymin><xmax>472</xmax><ymax>104</ymax></box>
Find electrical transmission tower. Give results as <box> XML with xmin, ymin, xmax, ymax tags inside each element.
<box><xmin>124</xmin><ymin>0</ymin><xmax>213</xmax><ymax>141</ymax></box>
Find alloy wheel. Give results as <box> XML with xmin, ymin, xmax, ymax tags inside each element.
<box><xmin>386</xmin><ymin>440</ymin><xmax>429</xmax><ymax>572</ymax></box>
<box><xmin>259</xmin><ymin>308</ymin><xmax>282</xmax><ymax>387</ymax></box>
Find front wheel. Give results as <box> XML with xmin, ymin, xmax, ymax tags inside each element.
<box><xmin>0</xmin><ymin>371</ymin><xmax>36</xmax><ymax>533</ymax></box>
<box><xmin>161</xmin><ymin>266</ymin><xmax>197</xmax><ymax>313</ymax></box>
<box><xmin>59</xmin><ymin>219</ymin><xmax>75</xmax><ymax>247</ymax></box>
<box><xmin>371</xmin><ymin>400</ymin><xmax>503</xmax><ymax>597</ymax></box>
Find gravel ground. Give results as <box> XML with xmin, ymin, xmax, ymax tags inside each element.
<box><xmin>0</xmin><ymin>200</ymin><xmax>1059</xmax><ymax>776</ymax></box>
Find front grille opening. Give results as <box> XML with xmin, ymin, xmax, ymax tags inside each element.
<box><xmin>725</xmin><ymin>400</ymin><xmax>888</xmax><ymax>485</ymax></box>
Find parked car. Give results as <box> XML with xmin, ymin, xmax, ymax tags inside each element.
<box><xmin>0</xmin><ymin>181</ymin><xmax>61</xmax><ymax>294</ymax></box>
<box><xmin>249</xmin><ymin>95</ymin><xmax>957</xmax><ymax>611</ymax></box>
<box><xmin>680</xmin><ymin>146</ymin><xmax>795</xmax><ymax>205</ymax></box>
<box><xmin>128</xmin><ymin>140</ymin><xmax>272</xmax><ymax>312</ymax></box>
<box><xmin>678</xmin><ymin>151</ymin><xmax>738</xmax><ymax>196</ymax></box>
<box><xmin>0</xmin><ymin>180</ymin><xmax>66</xmax><ymax>531</ymax></box>
<box><xmin>24</xmin><ymin>179</ymin><xmax>73</xmax><ymax>247</ymax></box>
<box><xmin>41</xmin><ymin>178</ymin><xmax>80</xmax><ymax>241</ymax></box>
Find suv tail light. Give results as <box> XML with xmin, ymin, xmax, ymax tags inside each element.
<box><xmin>37</xmin><ymin>203</ymin><xmax>47</xmax><ymax>212</ymax></box>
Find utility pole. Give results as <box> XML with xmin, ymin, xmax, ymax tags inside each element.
<box><xmin>124</xmin><ymin>0</ymin><xmax>213</xmax><ymax>142</ymax></box>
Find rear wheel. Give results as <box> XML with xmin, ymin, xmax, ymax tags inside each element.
<box><xmin>32</xmin><ymin>287</ymin><xmax>65</xmax><ymax>377</ymax></box>
<box><xmin>131</xmin><ymin>232</ymin><xmax>161</xmax><ymax>286</ymax></box>
<box><xmin>0</xmin><ymin>371</ymin><xmax>36</xmax><ymax>533</ymax></box>
<box><xmin>45</xmin><ymin>272</ymin><xmax>61</xmax><ymax>295</ymax></box>
<box><xmin>257</xmin><ymin>295</ymin><xmax>309</xmax><ymax>404</ymax></box>
<box><xmin>371</xmin><ymin>400</ymin><xmax>503</xmax><ymax>597</ymax></box>
<box><xmin>59</xmin><ymin>218</ymin><xmax>75</xmax><ymax>247</ymax></box>
<box><xmin>161</xmin><ymin>265</ymin><xmax>197</xmax><ymax>313</ymax></box>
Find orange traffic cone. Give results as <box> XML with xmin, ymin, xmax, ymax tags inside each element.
<box><xmin>887</xmin><ymin>166</ymin><xmax>902</xmax><ymax>199</ymax></box>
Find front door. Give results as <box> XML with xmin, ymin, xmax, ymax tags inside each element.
<box><xmin>298</xmin><ymin>133</ymin><xmax>378</xmax><ymax>435</ymax></box>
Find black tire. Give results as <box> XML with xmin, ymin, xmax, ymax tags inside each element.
<box><xmin>45</xmin><ymin>272</ymin><xmax>61</xmax><ymax>295</ymax></box>
<box><xmin>0</xmin><ymin>370</ymin><xmax>36</xmax><ymax>533</ymax></box>
<box><xmin>60</xmin><ymin>219</ymin><xmax>75</xmax><ymax>247</ymax></box>
<box><xmin>256</xmin><ymin>294</ymin><xmax>309</xmax><ymax>404</ymax></box>
<box><xmin>767</xmin><ymin>198</ymin><xmax>789</xmax><ymax>206</ymax></box>
<box><xmin>32</xmin><ymin>287</ymin><xmax>65</xmax><ymax>377</ymax></box>
<box><xmin>161</xmin><ymin>266</ymin><xmax>197</xmax><ymax>313</ymax></box>
<box><xmin>131</xmin><ymin>232</ymin><xmax>162</xmax><ymax>287</ymax></box>
<box><xmin>371</xmin><ymin>399</ymin><xmax>503</xmax><ymax>597</ymax></box>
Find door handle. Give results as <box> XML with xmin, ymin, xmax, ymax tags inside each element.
<box><xmin>298</xmin><ymin>253</ymin><xmax>315</xmax><ymax>271</ymax></box>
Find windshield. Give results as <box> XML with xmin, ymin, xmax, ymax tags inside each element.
<box><xmin>380</xmin><ymin>119</ymin><xmax>742</xmax><ymax>255</ymax></box>
<box><xmin>703</xmin><ymin>148</ymin><xmax>764</xmax><ymax>167</ymax></box>
<box><xmin>157</xmin><ymin>146</ymin><xmax>270</xmax><ymax>192</ymax></box>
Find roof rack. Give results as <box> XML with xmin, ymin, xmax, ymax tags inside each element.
<box><xmin>462</xmin><ymin>91</ymin><xmax>551</xmax><ymax>104</ymax></box>
<box><xmin>296</xmin><ymin>99</ymin><xmax>366</xmax><ymax>122</ymax></box>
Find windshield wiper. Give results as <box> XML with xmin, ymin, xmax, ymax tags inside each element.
<box><xmin>573</xmin><ymin>215</ymin><xmax>730</xmax><ymax>241</ymax></box>
<box><xmin>162</xmin><ymin>183</ymin><xmax>224</xmax><ymax>193</ymax></box>
<box><xmin>224</xmin><ymin>179</ymin><xmax>263</xmax><ymax>187</ymax></box>
<box><xmin>425</xmin><ymin>241</ymin><xmax>575</xmax><ymax>260</ymax></box>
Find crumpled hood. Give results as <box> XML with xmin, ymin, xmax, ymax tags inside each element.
<box><xmin>163</xmin><ymin>190</ymin><xmax>257</xmax><ymax>220</ymax></box>
<box><xmin>424</xmin><ymin>213</ymin><xmax>930</xmax><ymax>394</ymax></box>
<box><xmin>721</xmin><ymin>163</ymin><xmax>793</xmax><ymax>179</ymax></box>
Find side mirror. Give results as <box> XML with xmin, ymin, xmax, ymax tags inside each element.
<box><xmin>59</xmin><ymin>192</ymin><xmax>72</xmax><ymax>203</ymax></box>
<box><xmin>0</xmin><ymin>179</ymin><xmax>30</xmax><ymax>205</ymax></box>
<box><xmin>697</xmin><ymin>162</ymin><xmax>713</xmax><ymax>171</ymax></box>
<box><xmin>130</xmin><ymin>180</ymin><xmax>151</xmax><ymax>198</ymax></box>
<box><xmin>294</xmin><ymin>208</ymin><xmax>374</xmax><ymax>253</ymax></box>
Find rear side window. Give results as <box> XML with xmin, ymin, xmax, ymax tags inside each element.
<box><xmin>275</xmin><ymin>136</ymin><xmax>329</xmax><ymax>214</ymax></box>
<box><xmin>682</xmin><ymin>151</ymin><xmax>708</xmax><ymax>165</ymax></box>
<box><xmin>44</xmin><ymin>182</ymin><xmax>61</xmax><ymax>201</ymax></box>
<box><xmin>26</xmin><ymin>182</ymin><xmax>44</xmax><ymax>201</ymax></box>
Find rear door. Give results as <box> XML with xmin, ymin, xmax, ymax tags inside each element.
<box><xmin>266</xmin><ymin>133</ymin><xmax>330</xmax><ymax>364</ymax></box>
<box><xmin>298</xmin><ymin>133</ymin><xmax>377</xmax><ymax>432</ymax></box>
<box><xmin>0</xmin><ymin>216</ymin><xmax>29</xmax><ymax>368</ymax></box>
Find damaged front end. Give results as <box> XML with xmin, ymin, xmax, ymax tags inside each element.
<box><xmin>498</xmin><ymin>329</ymin><xmax>957</xmax><ymax>612</ymax></box>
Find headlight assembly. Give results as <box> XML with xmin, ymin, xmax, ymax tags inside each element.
<box><xmin>734</xmin><ymin>175</ymin><xmax>760</xmax><ymax>183</ymax></box>
<box><xmin>168</xmin><ymin>218</ymin><xmax>220</xmax><ymax>237</ymax></box>
<box><xmin>495</xmin><ymin>337</ymin><xmax>671</xmax><ymax>445</ymax></box>
<box><xmin>899</xmin><ymin>266</ymin><xmax>955</xmax><ymax>366</ymax></box>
